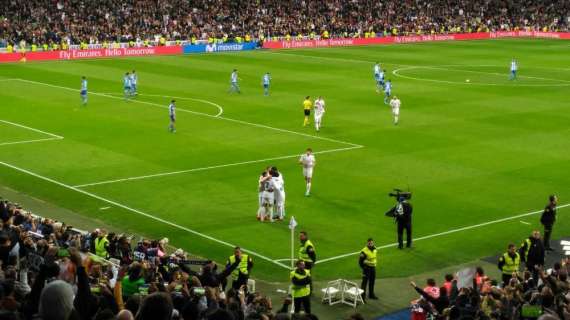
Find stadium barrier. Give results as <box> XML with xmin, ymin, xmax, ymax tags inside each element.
<box><xmin>0</xmin><ymin>42</ymin><xmax>259</xmax><ymax>63</ymax></box>
<box><xmin>182</xmin><ymin>42</ymin><xmax>258</xmax><ymax>54</ymax></box>
<box><xmin>261</xmin><ymin>31</ymin><xmax>570</xmax><ymax>49</ymax></box>
<box><xmin>0</xmin><ymin>46</ymin><xmax>183</xmax><ymax>63</ymax></box>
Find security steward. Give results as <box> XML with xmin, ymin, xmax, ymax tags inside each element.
<box><xmin>540</xmin><ymin>195</ymin><xmax>558</xmax><ymax>251</ymax></box>
<box><xmin>299</xmin><ymin>231</ymin><xmax>316</xmax><ymax>270</ymax></box>
<box><xmin>359</xmin><ymin>238</ymin><xmax>378</xmax><ymax>300</ymax></box>
<box><xmin>498</xmin><ymin>243</ymin><xmax>520</xmax><ymax>286</ymax></box>
<box><xmin>226</xmin><ymin>246</ymin><xmax>253</xmax><ymax>291</ymax></box>
<box><xmin>519</xmin><ymin>230</ymin><xmax>545</xmax><ymax>280</ymax></box>
<box><xmin>290</xmin><ymin>260</ymin><xmax>312</xmax><ymax>314</ymax></box>
<box><xmin>396</xmin><ymin>197</ymin><xmax>413</xmax><ymax>249</ymax></box>
<box><xmin>94</xmin><ymin>229</ymin><xmax>110</xmax><ymax>259</ymax></box>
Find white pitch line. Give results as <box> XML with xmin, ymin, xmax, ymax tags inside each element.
<box><xmin>97</xmin><ymin>92</ymin><xmax>224</xmax><ymax>118</ymax></box>
<box><xmin>0</xmin><ymin>119</ymin><xmax>64</xmax><ymax>139</ymax></box>
<box><xmin>140</xmin><ymin>94</ymin><xmax>224</xmax><ymax>117</ymax></box>
<box><xmin>14</xmin><ymin>79</ymin><xmax>361</xmax><ymax>148</ymax></box>
<box><xmin>0</xmin><ymin>160</ymin><xmax>290</xmax><ymax>270</ymax></box>
<box><xmin>392</xmin><ymin>66</ymin><xmax>570</xmax><ymax>87</ymax></box>
<box><xmin>0</xmin><ymin>78</ymin><xmax>19</xmax><ymax>82</ymax></box>
<box><xmin>73</xmin><ymin>145</ymin><xmax>363</xmax><ymax>188</ymax></box>
<box><xmin>410</xmin><ymin>65</ymin><xmax>570</xmax><ymax>83</ymax></box>
<box><xmin>316</xmin><ymin>203</ymin><xmax>570</xmax><ymax>265</ymax></box>
<box><xmin>14</xmin><ymin>79</ymin><xmax>220</xmax><ymax>118</ymax></box>
<box><xmin>519</xmin><ymin>220</ymin><xmax>531</xmax><ymax>225</ymax></box>
<box><xmin>0</xmin><ymin>137</ymin><xmax>62</xmax><ymax>147</ymax></box>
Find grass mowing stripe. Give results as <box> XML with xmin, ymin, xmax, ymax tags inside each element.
<box><xmin>0</xmin><ymin>160</ymin><xmax>291</xmax><ymax>270</ymax></box>
<box><xmin>14</xmin><ymin>78</ymin><xmax>363</xmax><ymax>148</ymax></box>
<box><xmin>316</xmin><ymin>203</ymin><xmax>570</xmax><ymax>264</ymax></box>
<box><xmin>73</xmin><ymin>145</ymin><xmax>363</xmax><ymax>188</ymax></box>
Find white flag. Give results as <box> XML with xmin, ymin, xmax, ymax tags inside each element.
<box><xmin>289</xmin><ymin>216</ymin><xmax>297</xmax><ymax>230</ymax></box>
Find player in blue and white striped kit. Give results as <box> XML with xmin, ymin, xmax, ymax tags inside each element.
<box><xmin>229</xmin><ymin>69</ymin><xmax>241</xmax><ymax>93</ymax></box>
<box><xmin>262</xmin><ymin>72</ymin><xmax>271</xmax><ymax>96</ymax></box>
<box><xmin>130</xmin><ymin>70</ymin><xmax>138</xmax><ymax>96</ymax></box>
<box><xmin>509</xmin><ymin>58</ymin><xmax>518</xmax><ymax>80</ymax></box>
<box><xmin>123</xmin><ymin>72</ymin><xmax>132</xmax><ymax>100</ymax></box>
<box><xmin>384</xmin><ymin>79</ymin><xmax>392</xmax><ymax>104</ymax></box>
<box><xmin>80</xmin><ymin>76</ymin><xmax>88</xmax><ymax>106</ymax></box>
<box><xmin>373</xmin><ymin>62</ymin><xmax>382</xmax><ymax>92</ymax></box>
<box><xmin>168</xmin><ymin>99</ymin><xmax>176</xmax><ymax>133</ymax></box>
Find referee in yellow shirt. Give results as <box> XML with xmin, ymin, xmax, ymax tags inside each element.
<box><xmin>303</xmin><ymin>96</ymin><xmax>312</xmax><ymax>127</ymax></box>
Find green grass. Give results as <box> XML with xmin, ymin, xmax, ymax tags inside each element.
<box><xmin>0</xmin><ymin>39</ymin><xmax>569</xmax><ymax>283</ymax></box>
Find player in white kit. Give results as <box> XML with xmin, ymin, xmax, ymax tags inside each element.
<box><xmin>313</xmin><ymin>97</ymin><xmax>326</xmax><ymax>132</ymax></box>
<box><xmin>389</xmin><ymin>96</ymin><xmax>401</xmax><ymax>125</ymax></box>
<box><xmin>257</xmin><ymin>170</ymin><xmax>274</xmax><ymax>222</ymax></box>
<box><xmin>299</xmin><ymin>148</ymin><xmax>316</xmax><ymax>196</ymax></box>
<box><xmin>270</xmin><ymin>167</ymin><xmax>286</xmax><ymax>220</ymax></box>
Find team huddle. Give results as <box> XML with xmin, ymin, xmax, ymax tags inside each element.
<box><xmin>256</xmin><ymin>148</ymin><xmax>316</xmax><ymax>222</ymax></box>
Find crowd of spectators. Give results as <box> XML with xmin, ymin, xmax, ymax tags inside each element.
<box><xmin>409</xmin><ymin>250</ymin><xmax>570</xmax><ymax>320</ymax></box>
<box><xmin>1</xmin><ymin>0</ymin><xmax>569</xmax><ymax>49</ymax></box>
<box><xmin>0</xmin><ymin>197</ymin><xmax>338</xmax><ymax>320</ymax></box>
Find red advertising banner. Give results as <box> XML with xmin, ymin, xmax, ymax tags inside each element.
<box><xmin>0</xmin><ymin>46</ymin><xmax>182</xmax><ymax>63</ymax></box>
<box><xmin>262</xmin><ymin>31</ymin><xmax>570</xmax><ymax>49</ymax></box>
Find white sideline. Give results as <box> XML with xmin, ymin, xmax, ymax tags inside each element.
<box><xmin>73</xmin><ymin>145</ymin><xmax>362</xmax><ymax>188</ymax></box>
<box><xmin>0</xmin><ymin>160</ymin><xmax>291</xmax><ymax>270</ymax></box>
<box><xmin>315</xmin><ymin>203</ymin><xmax>570</xmax><ymax>265</ymax></box>
<box><xmin>14</xmin><ymin>79</ymin><xmax>362</xmax><ymax>148</ymax></box>
<box><xmin>0</xmin><ymin>119</ymin><xmax>64</xmax><ymax>147</ymax></box>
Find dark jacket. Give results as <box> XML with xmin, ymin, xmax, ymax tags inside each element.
<box><xmin>519</xmin><ymin>237</ymin><xmax>545</xmax><ymax>265</ymax></box>
<box><xmin>540</xmin><ymin>204</ymin><xmax>556</xmax><ymax>226</ymax></box>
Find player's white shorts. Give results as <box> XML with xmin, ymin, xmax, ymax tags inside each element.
<box><xmin>392</xmin><ymin>108</ymin><xmax>399</xmax><ymax>116</ymax></box>
<box><xmin>262</xmin><ymin>191</ymin><xmax>274</xmax><ymax>205</ymax></box>
<box><xmin>258</xmin><ymin>192</ymin><xmax>263</xmax><ymax>207</ymax></box>
<box><xmin>275</xmin><ymin>189</ymin><xmax>285</xmax><ymax>206</ymax></box>
<box><xmin>314</xmin><ymin>113</ymin><xmax>323</xmax><ymax>122</ymax></box>
<box><xmin>303</xmin><ymin>167</ymin><xmax>313</xmax><ymax>178</ymax></box>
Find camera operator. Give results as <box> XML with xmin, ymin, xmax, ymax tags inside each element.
<box><xmin>395</xmin><ymin>196</ymin><xmax>413</xmax><ymax>249</ymax></box>
<box><xmin>386</xmin><ymin>190</ymin><xmax>413</xmax><ymax>249</ymax></box>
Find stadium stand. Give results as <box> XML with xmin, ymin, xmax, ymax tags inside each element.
<box><xmin>0</xmin><ymin>0</ymin><xmax>569</xmax><ymax>49</ymax></box>
<box><xmin>1</xmin><ymin>198</ymin><xmax>569</xmax><ymax>320</ymax></box>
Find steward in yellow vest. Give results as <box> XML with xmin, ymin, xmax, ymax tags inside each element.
<box><xmin>498</xmin><ymin>243</ymin><xmax>520</xmax><ymax>286</ymax></box>
<box><xmin>226</xmin><ymin>246</ymin><xmax>253</xmax><ymax>291</ymax></box>
<box><xmin>94</xmin><ymin>231</ymin><xmax>110</xmax><ymax>259</ymax></box>
<box><xmin>359</xmin><ymin>238</ymin><xmax>378</xmax><ymax>300</ymax></box>
<box><xmin>290</xmin><ymin>260</ymin><xmax>311</xmax><ymax>314</ymax></box>
<box><xmin>298</xmin><ymin>231</ymin><xmax>316</xmax><ymax>269</ymax></box>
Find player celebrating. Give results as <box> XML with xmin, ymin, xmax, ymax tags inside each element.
<box><xmin>130</xmin><ymin>70</ymin><xmax>138</xmax><ymax>95</ymax></box>
<box><xmin>80</xmin><ymin>76</ymin><xmax>88</xmax><ymax>106</ymax></box>
<box><xmin>314</xmin><ymin>96</ymin><xmax>325</xmax><ymax>132</ymax></box>
<box><xmin>168</xmin><ymin>99</ymin><xmax>176</xmax><ymax>133</ymax></box>
<box><xmin>262</xmin><ymin>72</ymin><xmax>271</xmax><ymax>96</ymax></box>
<box><xmin>299</xmin><ymin>148</ymin><xmax>315</xmax><ymax>197</ymax></box>
<box><xmin>270</xmin><ymin>167</ymin><xmax>286</xmax><ymax>220</ymax></box>
<box><xmin>229</xmin><ymin>69</ymin><xmax>241</xmax><ymax>93</ymax></box>
<box><xmin>373</xmin><ymin>62</ymin><xmax>382</xmax><ymax>92</ymax></box>
<box><xmin>384</xmin><ymin>79</ymin><xmax>392</xmax><ymax>104</ymax></box>
<box><xmin>389</xmin><ymin>96</ymin><xmax>401</xmax><ymax>125</ymax></box>
<box><xmin>303</xmin><ymin>96</ymin><xmax>312</xmax><ymax>127</ymax></box>
<box><xmin>509</xmin><ymin>58</ymin><xmax>518</xmax><ymax>80</ymax></box>
<box><xmin>123</xmin><ymin>72</ymin><xmax>132</xmax><ymax>101</ymax></box>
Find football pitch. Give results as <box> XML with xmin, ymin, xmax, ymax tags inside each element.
<box><xmin>1</xmin><ymin>38</ymin><xmax>569</xmax><ymax>282</ymax></box>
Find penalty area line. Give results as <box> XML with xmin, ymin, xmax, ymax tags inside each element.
<box><xmin>72</xmin><ymin>145</ymin><xmax>363</xmax><ymax>188</ymax></box>
<box><xmin>0</xmin><ymin>160</ymin><xmax>290</xmax><ymax>270</ymax></box>
<box><xmin>14</xmin><ymin>78</ymin><xmax>361</xmax><ymax>148</ymax></box>
<box><xmin>316</xmin><ymin>203</ymin><xmax>570</xmax><ymax>265</ymax></box>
